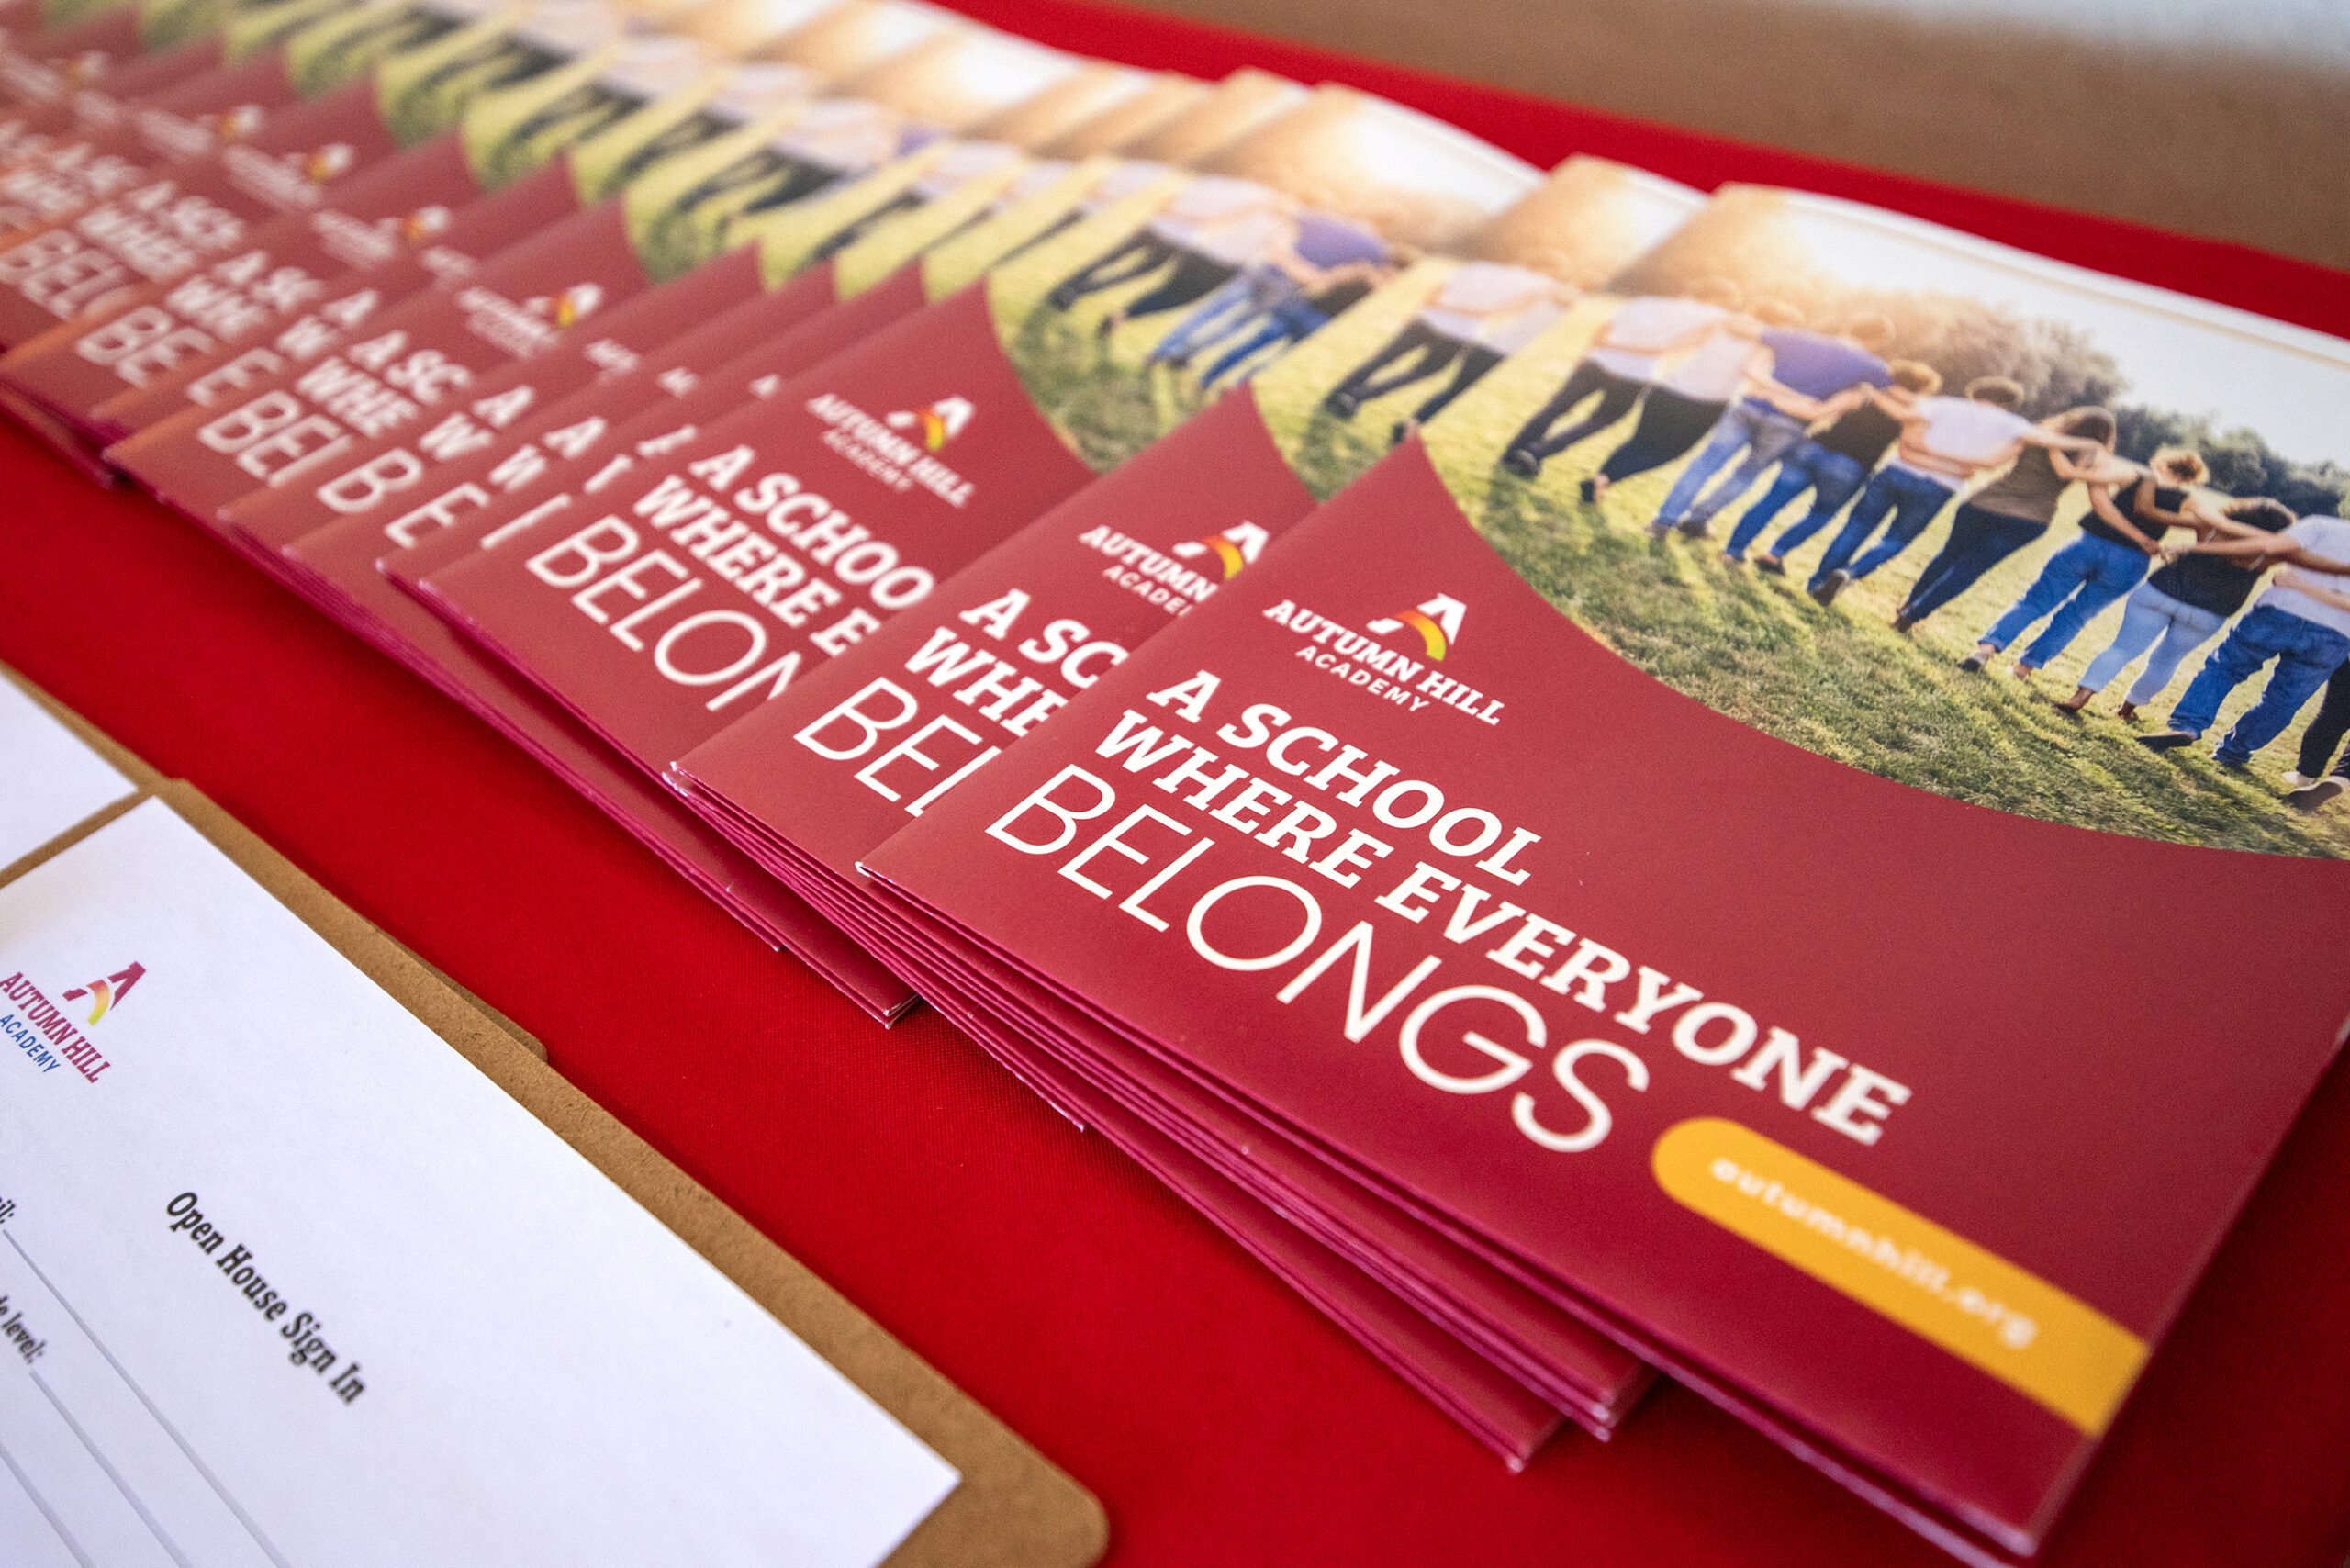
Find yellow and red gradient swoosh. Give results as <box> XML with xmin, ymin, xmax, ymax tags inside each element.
<box><xmin>62</xmin><ymin>980</ymin><xmax>113</xmax><ymax>1025</ymax></box>
<box><xmin>1392</xmin><ymin>608</ymin><xmax>1449</xmax><ymax>660</ymax></box>
<box><xmin>1188</xmin><ymin>535</ymin><xmax>1249</xmax><ymax>579</ymax></box>
<box><xmin>918</xmin><ymin>409</ymin><xmax>950</xmax><ymax>451</ymax></box>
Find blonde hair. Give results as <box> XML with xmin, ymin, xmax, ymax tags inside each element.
<box><xmin>1842</xmin><ymin>311</ymin><xmax>1895</xmax><ymax>350</ymax></box>
<box><xmin>1887</xmin><ymin>359</ymin><xmax>1941</xmax><ymax>395</ymax></box>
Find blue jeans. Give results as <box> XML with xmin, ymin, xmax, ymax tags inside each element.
<box><xmin>1653</xmin><ymin>399</ymin><xmax>1807</xmax><ymax>529</ymax></box>
<box><xmin>1199</xmin><ymin>297</ymin><xmax>1327</xmax><ymax>388</ymax></box>
<box><xmin>1902</xmin><ymin>505</ymin><xmax>2044</xmax><ymax>624</ymax></box>
<box><xmin>1148</xmin><ymin>265</ymin><xmax>1295</xmax><ymax>364</ymax></box>
<box><xmin>1723</xmin><ymin>442</ymin><xmax>1867</xmax><ymax>558</ymax></box>
<box><xmin>1982</xmin><ymin>533</ymin><xmax>2152</xmax><ymax>667</ymax></box>
<box><xmin>2077</xmin><ymin>581</ymin><xmax>2227</xmax><ymax>704</ymax></box>
<box><xmin>1807</xmin><ymin>465</ymin><xmax>1953</xmax><ymax>588</ymax></box>
<box><xmin>2167</xmin><ymin>605</ymin><xmax>2350</xmax><ymax>762</ymax></box>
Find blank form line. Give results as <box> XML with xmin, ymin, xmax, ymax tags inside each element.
<box><xmin>30</xmin><ymin>1367</ymin><xmax>196</xmax><ymax>1568</ymax></box>
<box><xmin>0</xmin><ymin>1426</ymin><xmax>95</xmax><ymax>1568</ymax></box>
<box><xmin>4</xmin><ymin>1231</ymin><xmax>296</xmax><ymax>1568</ymax></box>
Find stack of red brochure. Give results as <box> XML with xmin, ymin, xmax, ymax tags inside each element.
<box><xmin>6</xmin><ymin>0</ymin><xmax>2347</xmax><ymax>1559</ymax></box>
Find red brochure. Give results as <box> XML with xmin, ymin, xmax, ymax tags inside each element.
<box><xmin>222</xmin><ymin>239</ymin><xmax>766</xmax><ymax>566</ymax></box>
<box><xmin>856</xmin><ymin>187</ymin><xmax>2350</xmax><ymax>1561</ymax></box>
<box><xmin>0</xmin><ymin>28</ymin><xmax>244</xmax><ymax>139</ymax></box>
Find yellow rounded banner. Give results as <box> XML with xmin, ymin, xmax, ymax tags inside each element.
<box><xmin>1653</xmin><ymin>1118</ymin><xmax>2147</xmax><ymax>1435</ymax></box>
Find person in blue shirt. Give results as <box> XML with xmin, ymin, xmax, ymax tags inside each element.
<box><xmin>1649</xmin><ymin>312</ymin><xmax>1896</xmax><ymax>539</ymax></box>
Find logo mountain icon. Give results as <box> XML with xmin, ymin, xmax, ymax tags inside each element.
<box><xmin>1169</xmin><ymin>521</ymin><xmax>1270</xmax><ymax>580</ymax></box>
<box><xmin>885</xmin><ymin>396</ymin><xmax>974</xmax><ymax>453</ymax></box>
<box><xmin>61</xmin><ymin>962</ymin><xmax>145</xmax><ymax>1025</ymax></box>
<box><xmin>526</xmin><ymin>284</ymin><xmax>604</xmax><ymax>329</ymax></box>
<box><xmin>1368</xmin><ymin>595</ymin><xmax>1467</xmax><ymax>660</ymax></box>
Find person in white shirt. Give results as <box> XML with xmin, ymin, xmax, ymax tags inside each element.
<box><xmin>2140</xmin><ymin>513</ymin><xmax>2350</xmax><ymax>768</ymax></box>
<box><xmin>1577</xmin><ymin>307</ymin><xmax>1779</xmax><ymax>504</ymax></box>
<box><xmin>1494</xmin><ymin>280</ymin><xmax>1741</xmax><ymax>480</ymax></box>
<box><xmin>1807</xmin><ymin>375</ymin><xmax>2095</xmax><ymax>606</ymax></box>
<box><xmin>1044</xmin><ymin>175</ymin><xmax>1294</xmax><ymax>338</ymax></box>
<box><xmin>1320</xmin><ymin>260</ymin><xmax>1578</xmax><ymax>438</ymax></box>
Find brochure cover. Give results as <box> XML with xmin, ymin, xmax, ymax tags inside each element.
<box><xmin>855</xmin><ymin>186</ymin><xmax>2350</xmax><ymax>1560</ymax></box>
<box><xmin>252</xmin><ymin>241</ymin><xmax>1658</xmax><ymax>1439</ymax></box>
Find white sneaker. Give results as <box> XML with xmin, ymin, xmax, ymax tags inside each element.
<box><xmin>2287</xmin><ymin>778</ymin><xmax>2346</xmax><ymax>812</ymax></box>
<box><xmin>2283</xmin><ymin>770</ymin><xmax>2321</xmax><ymax>789</ymax></box>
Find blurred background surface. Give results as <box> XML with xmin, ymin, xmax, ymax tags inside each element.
<box><xmin>1110</xmin><ymin>0</ymin><xmax>2350</xmax><ymax>268</ymax></box>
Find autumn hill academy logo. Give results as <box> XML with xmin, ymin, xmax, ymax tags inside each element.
<box><xmin>1368</xmin><ymin>594</ymin><xmax>1467</xmax><ymax>662</ymax></box>
<box><xmin>807</xmin><ymin>392</ymin><xmax>975</xmax><ymax>509</ymax></box>
<box><xmin>1169</xmin><ymin>521</ymin><xmax>1271</xmax><ymax>581</ymax></box>
<box><xmin>0</xmin><ymin>963</ymin><xmax>138</xmax><ymax>1083</ymax></box>
<box><xmin>63</xmin><ymin>961</ymin><xmax>145</xmax><ymax>1025</ymax></box>
<box><xmin>1264</xmin><ymin>590</ymin><xmax>1504</xmax><ymax>725</ymax></box>
<box><xmin>885</xmin><ymin>396</ymin><xmax>973</xmax><ymax>454</ymax></box>
<box><xmin>532</xmin><ymin>283</ymin><xmax>605</xmax><ymax>330</ymax></box>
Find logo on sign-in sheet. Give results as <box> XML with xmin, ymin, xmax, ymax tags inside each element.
<box><xmin>886</xmin><ymin>396</ymin><xmax>973</xmax><ymax>453</ymax></box>
<box><xmin>1368</xmin><ymin>594</ymin><xmax>1467</xmax><ymax>661</ymax></box>
<box><xmin>0</xmin><ymin>966</ymin><xmax>129</xmax><ymax>1083</ymax></box>
<box><xmin>62</xmin><ymin>961</ymin><xmax>145</xmax><ymax>1025</ymax></box>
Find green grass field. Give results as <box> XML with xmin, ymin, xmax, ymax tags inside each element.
<box><xmin>1001</xmin><ymin>301</ymin><xmax>1214</xmax><ymax>474</ymax></box>
<box><xmin>1406</xmin><ymin>321</ymin><xmax>2350</xmax><ymax>858</ymax></box>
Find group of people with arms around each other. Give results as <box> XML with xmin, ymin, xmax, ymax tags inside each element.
<box><xmin>1487</xmin><ymin>280</ymin><xmax>2350</xmax><ymax>814</ymax></box>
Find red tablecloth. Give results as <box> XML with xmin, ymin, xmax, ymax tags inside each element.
<box><xmin>6</xmin><ymin>3</ymin><xmax>2348</xmax><ymax>1562</ymax></box>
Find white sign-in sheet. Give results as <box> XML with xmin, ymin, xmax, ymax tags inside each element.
<box><xmin>0</xmin><ymin>799</ymin><xmax>957</xmax><ymax>1568</ymax></box>
<box><xmin>0</xmin><ymin>682</ymin><xmax>133</xmax><ymax>868</ymax></box>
